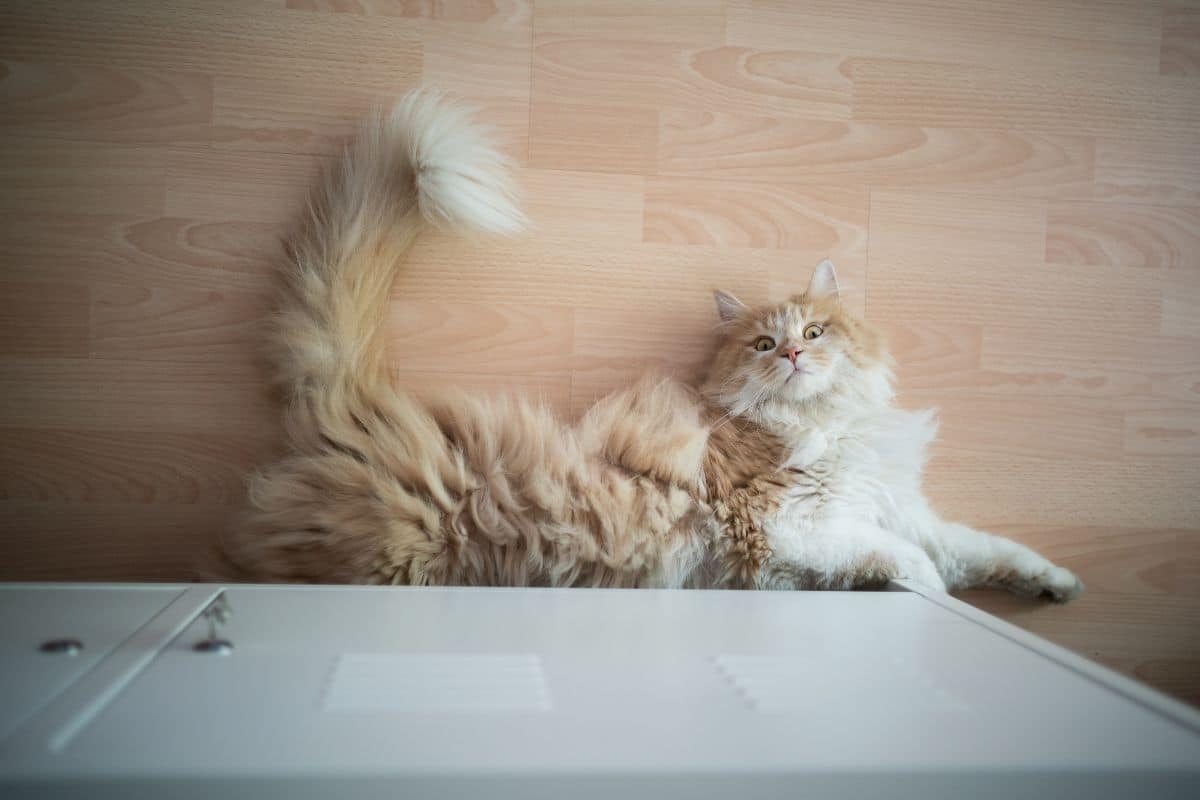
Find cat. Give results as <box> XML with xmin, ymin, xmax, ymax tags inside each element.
<box><xmin>219</xmin><ymin>90</ymin><xmax>1081</xmax><ymax>602</ymax></box>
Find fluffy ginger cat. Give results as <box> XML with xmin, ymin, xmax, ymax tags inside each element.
<box><xmin>220</xmin><ymin>90</ymin><xmax>1081</xmax><ymax>602</ymax></box>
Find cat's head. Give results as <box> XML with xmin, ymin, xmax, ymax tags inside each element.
<box><xmin>704</xmin><ymin>260</ymin><xmax>893</xmax><ymax>422</ymax></box>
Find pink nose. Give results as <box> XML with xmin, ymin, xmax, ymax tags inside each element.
<box><xmin>782</xmin><ymin>347</ymin><xmax>802</xmax><ymax>364</ymax></box>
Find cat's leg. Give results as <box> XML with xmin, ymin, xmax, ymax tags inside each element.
<box><xmin>919</xmin><ymin>520</ymin><xmax>1083</xmax><ymax>602</ymax></box>
<box><xmin>760</xmin><ymin>520</ymin><xmax>947</xmax><ymax>593</ymax></box>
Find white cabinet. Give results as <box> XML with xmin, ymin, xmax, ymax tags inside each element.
<box><xmin>0</xmin><ymin>585</ymin><xmax>182</xmax><ymax>742</ymax></box>
<box><xmin>1</xmin><ymin>583</ymin><xmax>1198</xmax><ymax>798</ymax></box>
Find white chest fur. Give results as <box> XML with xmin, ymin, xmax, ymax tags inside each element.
<box><xmin>763</xmin><ymin>407</ymin><xmax>939</xmax><ymax>547</ymax></box>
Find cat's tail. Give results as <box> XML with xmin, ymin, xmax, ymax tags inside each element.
<box><xmin>269</xmin><ymin>89</ymin><xmax>524</xmax><ymax>409</ymax></box>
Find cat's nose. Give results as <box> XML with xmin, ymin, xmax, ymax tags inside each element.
<box><xmin>782</xmin><ymin>347</ymin><xmax>802</xmax><ymax>364</ymax></box>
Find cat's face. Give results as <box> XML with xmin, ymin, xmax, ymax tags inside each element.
<box><xmin>706</xmin><ymin>261</ymin><xmax>888</xmax><ymax>415</ymax></box>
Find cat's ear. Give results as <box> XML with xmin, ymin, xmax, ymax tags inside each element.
<box><xmin>713</xmin><ymin>290</ymin><xmax>747</xmax><ymax>323</ymax></box>
<box><xmin>806</xmin><ymin>259</ymin><xmax>840</xmax><ymax>300</ymax></box>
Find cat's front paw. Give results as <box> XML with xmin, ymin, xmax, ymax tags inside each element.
<box><xmin>784</xmin><ymin>429</ymin><xmax>829</xmax><ymax>469</ymax></box>
<box><xmin>1031</xmin><ymin>566</ymin><xmax>1083</xmax><ymax>603</ymax></box>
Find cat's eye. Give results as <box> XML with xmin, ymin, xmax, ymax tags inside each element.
<box><xmin>753</xmin><ymin>336</ymin><xmax>775</xmax><ymax>352</ymax></box>
<box><xmin>803</xmin><ymin>324</ymin><xmax>824</xmax><ymax>340</ymax></box>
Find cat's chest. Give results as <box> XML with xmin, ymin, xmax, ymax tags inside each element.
<box><xmin>757</xmin><ymin>410</ymin><xmax>934</xmax><ymax>537</ymax></box>
<box><xmin>766</xmin><ymin>437</ymin><xmax>880</xmax><ymax>528</ymax></box>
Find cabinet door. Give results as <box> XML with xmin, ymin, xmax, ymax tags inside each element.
<box><xmin>0</xmin><ymin>584</ymin><xmax>183</xmax><ymax>742</ymax></box>
<box><xmin>51</xmin><ymin>586</ymin><xmax>1200</xmax><ymax>779</ymax></box>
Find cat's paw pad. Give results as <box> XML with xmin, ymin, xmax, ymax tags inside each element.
<box><xmin>1034</xmin><ymin>566</ymin><xmax>1083</xmax><ymax>603</ymax></box>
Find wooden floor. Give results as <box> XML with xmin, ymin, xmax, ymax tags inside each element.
<box><xmin>1</xmin><ymin>1</ymin><xmax>1198</xmax><ymax>705</ymax></box>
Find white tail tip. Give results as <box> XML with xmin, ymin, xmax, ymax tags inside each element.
<box><xmin>389</xmin><ymin>89</ymin><xmax>526</xmax><ymax>235</ymax></box>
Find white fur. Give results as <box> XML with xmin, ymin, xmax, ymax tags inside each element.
<box><xmin>392</xmin><ymin>89</ymin><xmax>526</xmax><ymax>234</ymax></box>
<box><xmin>751</xmin><ymin>262</ymin><xmax>1082</xmax><ymax>601</ymax></box>
<box><xmin>761</xmin><ymin>386</ymin><xmax>1080</xmax><ymax>599</ymax></box>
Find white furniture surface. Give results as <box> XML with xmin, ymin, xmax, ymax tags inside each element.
<box><xmin>1</xmin><ymin>581</ymin><xmax>1198</xmax><ymax>799</ymax></box>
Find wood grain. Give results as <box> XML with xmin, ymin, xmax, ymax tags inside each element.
<box><xmin>90</xmin><ymin>285</ymin><xmax>268</xmax><ymax>363</ymax></box>
<box><xmin>386</xmin><ymin>300</ymin><xmax>574</xmax><ymax>374</ymax></box>
<box><xmin>982</xmin><ymin>526</ymin><xmax>1182</xmax><ymax>597</ymax></box>
<box><xmin>978</xmin><ymin>330</ymin><xmax>1200</xmax><ymax>409</ymax></box>
<box><xmin>533</xmin><ymin>34</ymin><xmax>853</xmax><ymax>121</ymax></box>
<box><xmin>959</xmin><ymin>590</ymin><xmax>1200</xmax><ymax>706</ymax></box>
<box><xmin>643</xmin><ymin>179</ymin><xmax>868</xmax><ymax>256</ymax></box>
<box><xmin>212</xmin><ymin>77</ymin><xmax>398</xmax><ymax>156</ymax></box>
<box><xmin>727</xmin><ymin>0</ymin><xmax>1163</xmax><ymax>74</ymax></box>
<box><xmin>528</xmin><ymin>100</ymin><xmax>658</xmax><ymax>174</ymax></box>
<box><xmin>852</xmin><ymin>58</ymin><xmax>1200</xmax><ymax>145</ymax></box>
<box><xmin>534</xmin><ymin>0</ymin><xmax>724</xmax><ymax>44</ymax></box>
<box><xmin>0</xmin><ymin>0</ymin><xmax>423</xmax><ymax>88</ymax></box>
<box><xmin>1124</xmin><ymin>410</ymin><xmax>1200</xmax><ymax>456</ymax></box>
<box><xmin>1178</xmin><ymin>531</ymin><xmax>1200</xmax><ymax>597</ymax></box>
<box><xmin>0</xmin><ymin>213</ymin><xmax>278</xmax><ymax>292</ymax></box>
<box><xmin>866</xmin><ymin>191</ymin><xmax>1162</xmax><ymax>337</ymax></box>
<box><xmin>0</xmin><ymin>138</ymin><xmax>167</xmax><ymax>216</ymax></box>
<box><xmin>569</xmin><ymin>307</ymin><xmax>714</xmax><ymax>417</ymax></box>
<box><xmin>1046</xmin><ymin>202</ymin><xmax>1200</xmax><ymax>270</ymax></box>
<box><xmin>885</xmin><ymin>322</ymin><xmax>983</xmax><ymax>392</ymax></box>
<box><xmin>924</xmin><ymin>454</ymin><xmax>1200</xmax><ymax>530</ymax></box>
<box><xmin>0</xmin><ymin>62</ymin><xmax>213</xmax><ymax>145</ymax></box>
<box><xmin>906</xmin><ymin>392</ymin><xmax>1125</xmax><ymax>461</ymax></box>
<box><xmin>520</xmin><ymin>168</ymin><xmax>645</xmax><ymax>242</ymax></box>
<box><xmin>392</xmin><ymin>368</ymin><xmax>573</xmax><ymax>418</ymax></box>
<box><xmin>1162</xmin><ymin>267</ymin><xmax>1200</xmax><ymax>338</ymax></box>
<box><xmin>287</xmin><ymin>0</ymin><xmax>532</xmax><ymax>29</ymax></box>
<box><xmin>1094</xmin><ymin>137</ymin><xmax>1200</xmax><ymax>207</ymax></box>
<box><xmin>0</xmin><ymin>501</ymin><xmax>240</xmax><ymax>581</ymax></box>
<box><xmin>423</xmin><ymin>20</ymin><xmax>533</xmax><ymax>163</ymax></box>
<box><xmin>0</xmin><ymin>282</ymin><xmax>90</xmax><ymax>359</ymax></box>
<box><xmin>0</xmin><ymin>0</ymin><xmax>1198</xmax><ymax>709</ymax></box>
<box><xmin>166</xmin><ymin>146</ymin><xmax>326</xmax><ymax>224</ymax></box>
<box><xmin>0</xmin><ymin>358</ymin><xmax>274</xmax><ymax>434</ymax></box>
<box><xmin>0</xmin><ymin>428</ymin><xmax>272</xmax><ymax>505</ymax></box>
<box><xmin>658</xmin><ymin>110</ymin><xmax>1094</xmax><ymax>197</ymax></box>
<box><xmin>1161</xmin><ymin>3</ymin><xmax>1200</xmax><ymax>76</ymax></box>
<box><xmin>400</xmin><ymin>234</ymin><xmax>620</xmax><ymax>308</ymax></box>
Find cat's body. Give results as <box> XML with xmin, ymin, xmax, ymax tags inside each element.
<box><xmin>221</xmin><ymin>91</ymin><xmax>1081</xmax><ymax>602</ymax></box>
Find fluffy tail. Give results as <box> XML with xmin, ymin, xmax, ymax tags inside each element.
<box><xmin>269</xmin><ymin>90</ymin><xmax>524</xmax><ymax>411</ymax></box>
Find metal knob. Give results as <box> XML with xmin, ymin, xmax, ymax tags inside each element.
<box><xmin>193</xmin><ymin>638</ymin><xmax>233</xmax><ymax>655</ymax></box>
<box><xmin>40</xmin><ymin>638</ymin><xmax>83</xmax><ymax>655</ymax></box>
<box><xmin>192</xmin><ymin>593</ymin><xmax>233</xmax><ymax>655</ymax></box>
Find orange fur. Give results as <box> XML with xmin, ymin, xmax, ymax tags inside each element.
<box><xmin>217</xmin><ymin>94</ymin><xmax>900</xmax><ymax>591</ymax></box>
